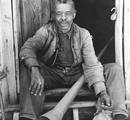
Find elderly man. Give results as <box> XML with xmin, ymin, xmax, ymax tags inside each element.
<box><xmin>19</xmin><ymin>0</ymin><xmax>128</xmax><ymax>120</ymax></box>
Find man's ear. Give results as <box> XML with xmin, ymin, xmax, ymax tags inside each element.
<box><xmin>73</xmin><ymin>12</ymin><xmax>76</xmax><ymax>19</ymax></box>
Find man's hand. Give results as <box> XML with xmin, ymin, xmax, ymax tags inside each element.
<box><xmin>29</xmin><ymin>67</ymin><xmax>44</xmax><ymax>96</ymax></box>
<box><xmin>99</xmin><ymin>90</ymin><xmax>112</xmax><ymax>110</ymax></box>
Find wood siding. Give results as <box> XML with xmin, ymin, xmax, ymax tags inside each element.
<box><xmin>115</xmin><ymin>0</ymin><xmax>123</xmax><ymax>66</ymax></box>
<box><xmin>0</xmin><ymin>0</ymin><xmax>17</xmax><ymax>105</ymax></box>
<box><xmin>0</xmin><ymin>0</ymin><xmax>51</xmax><ymax>107</ymax></box>
<box><xmin>20</xmin><ymin>0</ymin><xmax>51</xmax><ymax>45</ymax></box>
<box><xmin>124</xmin><ymin>0</ymin><xmax>130</xmax><ymax>104</ymax></box>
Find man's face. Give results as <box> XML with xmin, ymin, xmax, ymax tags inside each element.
<box><xmin>54</xmin><ymin>3</ymin><xmax>76</xmax><ymax>33</ymax></box>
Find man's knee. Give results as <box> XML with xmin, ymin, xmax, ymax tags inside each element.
<box><xmin>104</xmin><ymin>63</ymin><xmax>123</xmax><ymax>74</ymax></box>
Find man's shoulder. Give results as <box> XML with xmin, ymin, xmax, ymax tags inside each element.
<box><xmin>73</xmin><ymin>23</ymin><xmax>91</xmax><ymax>35</ymax></box>
<box><xmin>36</xmin><ymin>21</ymin><xmax>54</xmax><ymax>35</ymax></box>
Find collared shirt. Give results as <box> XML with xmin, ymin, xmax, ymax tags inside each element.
<box><xmin>54</xmin><ymin>26</ymin><xmax>74</xmax><ymax>67</ymax></box>
<box><xmin>51</xmin><ymin>25</ymin><xmax>83</xmax><ymax>79</ymax></box>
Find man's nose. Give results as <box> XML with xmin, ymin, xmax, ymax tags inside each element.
<box><xmin>61</xmin><ymin>13</ymin><xmax>67</xmax><ymax>20</ymax></box>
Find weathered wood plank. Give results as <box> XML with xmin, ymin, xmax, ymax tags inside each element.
<box><xmin>12</xmin><ymin>0</ymin><xmax>21</xmax><ymax>94</ymax></box>
<box><xmin>0</xmin><ymin>71</ymin><xmax>8</xmax><ymax>108</ymax></box>
<box><xmin>1</xmin><ymin>0</ymin><xmax>17</xmax><ymax>104</ymax></box>
<box><xmin>0</xmin><ymin>0</ymin><xmax>3</xmax><ymax>71</ymax></box>
<box><xmin>0</xmin><ymin>7</ymin><xmax>9</xmax><ymax>110</ymax></box>
<box><xmin>20</xmin><ymin>0</ymin><xmax>41</xmax><ymax>43</ymax></box>
<box><xmin>73</xmin><ymin>108</ymin><xmax>79</xmax><ymax>120</ymax></box>
<box><xmin>13</xmin><ymin>112</ymin><xmax>19</xmax><ymax>120</ymax></box>
<box><xmin>124</xmin><ymin>0</ymin><xmax>130</xmax><ymax>105</ymax></box>
<box><xmin>20</xmin><ymin>0</ymin><xmax>51</xmax><ymax>44</ymax></box>
<box><xmin>115</xmin><ymin>0</ymin><xmax>123</xmax><ymax>66</ymax></box>
<box><xmin>1</xmin><ymin>101</ymin><xmax>96</xmax><ymax>113</ymax></box>
<box><xmin>0</xmin><ymin>0</ymin><xmax>11</xmax><ymax>107</ymax></box>
<box><xmin>45</xmin><ymin>88</ymin><xmax>95</xmax><ymax>97</ymax></box>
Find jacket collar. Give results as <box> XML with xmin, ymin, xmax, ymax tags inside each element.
<box><xmin>52</xmin><ymin>21</ymin><xmax>78</xmax><ymax>36</ymax></box>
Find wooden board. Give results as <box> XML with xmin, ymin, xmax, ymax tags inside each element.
<box><xmin>0</xmin><ymin>0</ymin><xmax>3</xmax><ymax>71</ymax></box>
<box><xmin>20</xmin><ymin>0</ymin><xmax>51</xmax><ymax>44</ymax></box>
<box><xmin>115</xmin><ymin>0</ymin><xmax>123</xmax><ymax>66</ymax></box>
<box><xmin>0</xmin><ymin>0</ymin><xmax>17</xmax><ymax>104</ymax></box>
<box><xmin>0</xmin><ymin>0</ymin><xmax>9</xmax><ymax>108</ymax></box>
<box><xmin>12</xmin><ymin>0</ymin><xmax>21</xmax><ymax>94</ymax></box>
<box><xmin>124</xmin><ymin>0</ymin><xmax>130</xmax><ymax>104</ymax></box>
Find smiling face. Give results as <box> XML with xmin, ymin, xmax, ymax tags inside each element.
<box><xmin>54</xmin><ymin>3</ymin><xmax>76</xmax><ymax>33</ymax></box>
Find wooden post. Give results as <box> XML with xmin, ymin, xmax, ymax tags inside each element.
<box><xmin>0</xmin><ymin>0</ymin><xmax>10</xmax><ymax>108</ymax></box>
<box><xmin>12</xmin><ymin>0</ymin><xmax>21</xmax><ymax>94</ymax></box>
<box><xmin>124</xmin><ymin>0</ymin><xmax>130</xmax><ymax>104</ymax></box>
<box><xmin>0</xmin><ymin>0</ymin><xmax>17</xmax><ymax>104</ymax></box>
<box><xmin>115</xmin><ymin>0</ymin><xmax>123</xmax><ymax>66</ymax></box>
<box><xmin>73</xmin><ymin>109</ymin><xmax>79</xmax><ymax>120</ymax></box>
<box><xmin>0</xmin><ymin>0</ymin><xmax>3</xmax><ymax>71</ymax></box>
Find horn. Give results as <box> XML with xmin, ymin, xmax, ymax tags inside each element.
<box><xmin>39</xmin><ymin>75</ymin><xmax>84</xmax><ymax>120</ymax></box>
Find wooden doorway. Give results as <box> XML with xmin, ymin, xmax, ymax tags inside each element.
<box><xmin>73</xmin><ymin>0</ymin><xmax>115</xmax><ymax>64</ymax></box>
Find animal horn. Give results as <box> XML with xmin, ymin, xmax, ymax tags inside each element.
<box><xmin>39</xmin><ymin>75</ymin><xmax>84</xmax><ymax>120</ymax></box>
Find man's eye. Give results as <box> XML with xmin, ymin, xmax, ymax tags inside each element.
<box><xmin>55</xmin><ymin>12</ymin><xmax>73</xmax><ymax>17</ymax></box>
<box><xmin>56</xmin><ymin>12</ymin><xmax>62</xmax><ymax>16</ymax></box>
<box><xmin>66</xmin><ymin>12</ymin><xmax>72</xmax><ymax>16</ymax></box>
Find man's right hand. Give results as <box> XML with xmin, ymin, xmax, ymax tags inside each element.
<box><xmin>29</xmin><ymin>67</ymin><xmax>44</xmax><ymax>96</ymax></box>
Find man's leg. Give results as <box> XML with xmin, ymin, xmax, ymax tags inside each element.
<box><xmin>103</xmin><ymin>63</ymin><xmax>128</xmax><ymax>119</ymax></box>
<box><xmin>19</xmin><ymin>64</ymin><xmax>66</xmax><ymax>120</ymax></box>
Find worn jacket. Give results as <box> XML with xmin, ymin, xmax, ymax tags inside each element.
<box><xmin>20</xmin><ymin>22</ymin><xmax>106</xmax><ymax>95</ymax></box>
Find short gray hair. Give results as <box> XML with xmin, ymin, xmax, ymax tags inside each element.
<box><xmin>52</xmin><ymin>0</ymin><xmax>76</xmax><ymax>13</ymax></box>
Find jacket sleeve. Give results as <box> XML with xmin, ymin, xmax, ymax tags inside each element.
<box><xmin>20</xmin><ymin>26</ymin><xmax>48</xmax><ymax>69</ymax></box>
<box><xmin>81</xmin><ymin>29</ymin><xmax>106</xmax><ymax>95</ymax></box>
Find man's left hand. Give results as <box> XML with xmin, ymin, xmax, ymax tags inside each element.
<box><xmin>99</xmin><ymin>90</ymin><xmax>112</xmax><ymax>110</ymax></box>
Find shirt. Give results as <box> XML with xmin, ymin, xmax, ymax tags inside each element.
<box><xmin>55</xmin><ymin>29</ymin><xmax>74</xmax><ymax>67</ymax></box>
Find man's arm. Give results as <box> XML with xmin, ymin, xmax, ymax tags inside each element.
<box><xmin>20</xmin><ymin>26</ymin><xmax>48</xmax><ymax>96</ymax></box>
<box><xmin>81</xmin><ymin>29</ymin><xmax>106</xmax><ymax>94</ymax></box>
<box><xmin>81</xmin><ymin>29</ymin><xmax>112</xmax><ymax>107</ymax></box>
<box><xmin>29</xmin><ymin>66</ymin><xmax>44</xmax><ymax>96</ymax></box>
<box><xmin>20</xmin><ymin>26</ymin><xmax>48</xmax><ymax>69</ymax></box>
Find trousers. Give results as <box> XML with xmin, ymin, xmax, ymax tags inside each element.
<box><xmin>19</xmin><ymin>63</ymin><xmax>128</xmax><ymax>120</ymax></box>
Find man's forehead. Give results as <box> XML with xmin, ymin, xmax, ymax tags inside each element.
<box><xmin>55</xmin><ymin>3</ymin><xmax>73</xmax><ymax>12</ymax></box>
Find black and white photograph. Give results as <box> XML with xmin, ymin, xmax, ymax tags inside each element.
<box><xmin>0</xmin><ymin>0</ymin><xmax>130</xmax><ymax>120</ymax></box>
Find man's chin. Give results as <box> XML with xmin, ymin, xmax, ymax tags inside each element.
<box><xmin>59</xmin><ymin>27</ymin><xmax>71</xmax><ymax>33</ymax></box>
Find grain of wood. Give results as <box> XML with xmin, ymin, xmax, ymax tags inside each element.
<box><xmin>73</xmin><ymin>108</ymin><xmax>79</xmax><ymax>120</ymax></box>
<box><xmin>1</xmin><ymin>0</ymin><xmax>17</xmax><ymax>104</ymax></box>
<box><xmin>12</xmin><ymin>0</ymin><xmax>21</xmax><ymax>94</ymax></box>
<box><xmin>0</xmin><ymin>0</ymin><xmax>3</xmax><ymax>71</ymax></box>
<box><xmin>115</xmin><ymin>0</ymin><xmax>123</xmax><ymax>66</ymax></box>
<box><xmin>124</xmin><ymin>0</ymin><xmax>130</xmax><ymax>103</ymax></box>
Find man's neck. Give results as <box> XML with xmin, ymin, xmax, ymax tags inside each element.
<box><xmin>57</xmin><ymin>24</ymin><xmax>74</xmax><ymax>38</ymax></box>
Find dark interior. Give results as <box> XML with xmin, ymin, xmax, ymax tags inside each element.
<box><xmin>73</xmin><ymin>0</ymin><xmax>115</xmax><ymax>64</ymax></box>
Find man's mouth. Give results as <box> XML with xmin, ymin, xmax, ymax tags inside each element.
<box><xmin>60</xmin><ymin>23</ymin><xmax>68</xmax><ymax>28</ymax></box>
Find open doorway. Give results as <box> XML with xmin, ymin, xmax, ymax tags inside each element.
<box><xmin>73</xmin><ymin>0</ymin><xmax>115</xmax><ymax>64</ymax></box>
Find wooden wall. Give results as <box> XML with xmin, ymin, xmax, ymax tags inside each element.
<box><xmin>115</xmin><ymin>0</ymin><xmax>123</xmax><ymax>66</ymax></box>
<box><xmin>0</xmin><ymin>0</ymin><xmax>52</xmax><ymax>107</ymax></box>
<box><xmin>0</xmin><ymin>0</ymin><xmax>17</xmax><ymax>106</ymax></box>
<box><xmin>124</xmin><ymin>0</ymin><xmax>130</xmax><ymax>105</ymax></box>
<box><xmin>20</xmin><ymin>0</ymin><xmax>51</xmax><ymax>46</ymax></box>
